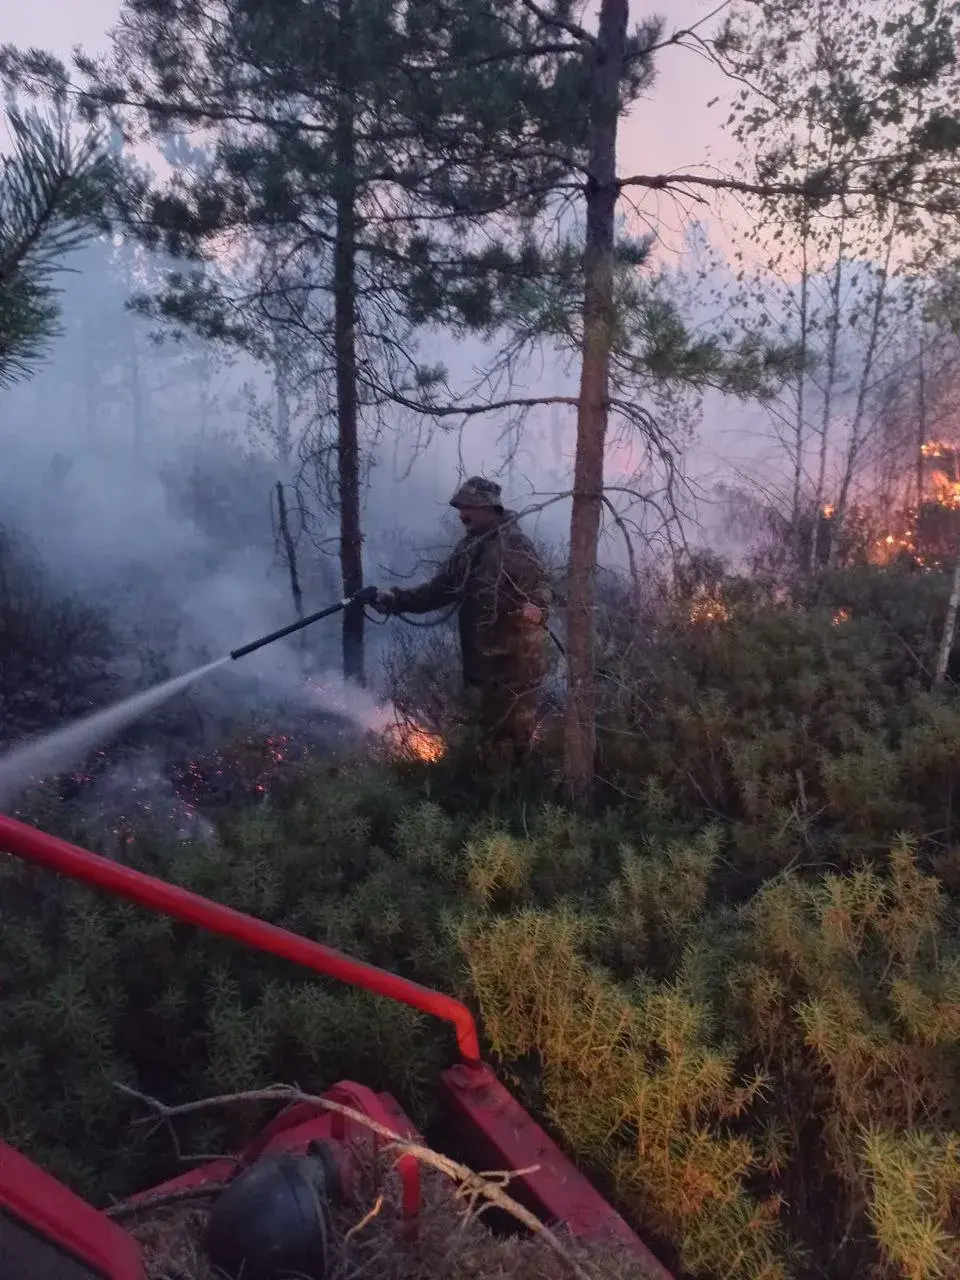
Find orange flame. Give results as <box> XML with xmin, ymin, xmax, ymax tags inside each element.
<box><xmin>822</xmin><ymin>503</ymin><xmax>836</xmax><ymax>518</ymax></box>
<box><xmin>921</xmin><ymin>439</ymin><xmax>960</xmax><ymax>508</ymax></box>
<box><xmin>930</xmin><ymin>473</ymin><xmax>960</xmax><ymax>508</ymax></box>
<box><xmin>384</xmin><ymin>720</ymin><xmax>446</xmax><ymax>763</ymax></box>
<box><xmin>832</xmin><ymin>608</ymin><xmax>850</xmax><ymax>625</ymax></box>
<box><xmin>689</xmin><ymin>589</ymin><xmax>729</xmax><ymax>625</ymax></box>
<box><xmin>849</xmin><ymin>438</ymin><xmax>960</xmax><ymax>569</ymax></box>
<box><xmin>304</xmin><ymin>679</ymin><xmax>445</xmax><ymax>763</ymax></box>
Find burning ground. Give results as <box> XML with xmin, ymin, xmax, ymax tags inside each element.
<box><xmin>817</xmin><ymin>437</ymin><xmax>960</xmax><ymax>570</ymax></box>
<box><xmin>3</xmin><ymin>675</ymin><xmax>446</xmax><ymax>854</ymax></box>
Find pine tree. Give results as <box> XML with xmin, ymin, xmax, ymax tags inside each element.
<box><xmin>23</xmin><ymin>0</ymin><xmax>596</xmax><ymax>683</ymax></box>
<box><xmin>0</xmin><ymin>103</ymin><xmax>109</xmax><ymax>390</ymax></box>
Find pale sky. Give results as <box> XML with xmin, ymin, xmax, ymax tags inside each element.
<box><xmin>4</xmin><ymin>0</ymin><xmax>741</xmax><ymax>255</ymax></box>
<box><xmin>4</xmin><ymin>0</ymin><xmax>763</xmax><ymax>528</ymax></box>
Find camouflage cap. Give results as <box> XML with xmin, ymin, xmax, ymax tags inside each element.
<box><xmin>449</xmin><ymin>475</ymin><xmax>503</xmax><ymax>510</ymax></box>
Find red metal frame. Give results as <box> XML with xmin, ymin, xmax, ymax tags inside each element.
<box><xmin>127</xmin><ymin>1082</ymin><xmax>423</xmax><ymax>1231</ymax></box>
<box><xmin>439</xmin><ymin>1065</ymin><xmax>673</xmax><ymax>1276</ymax></box>
<box><xmin>0</xmin><ymin>812</ymin><xmax>480</xmax><ymax>1063</ymax></box>
<box><xmin>0</xmin><ymin>811</ymin><xmax>675</xmax><ymax>1277</ymax></box>
<box><xmin>323</xmin><ymin>1083</ymin><xmax>421</xmax><ymax>1226</ymax></box>
<box><xmin>0</xmin><ymin>1138</ymin><xmax>144</xmax><ymax>1279</ymax></box>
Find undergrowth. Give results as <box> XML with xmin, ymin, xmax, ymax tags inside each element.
<box><xmin>6</xmin><ymin>564</ymin><xmax>960</xmax><ymax>1279</ymax></box>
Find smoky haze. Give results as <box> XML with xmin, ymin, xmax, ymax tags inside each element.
<box><xmin>1</xmin><ymin>213</ymin><xmax>890</xmax><ymax>802</ymax></box>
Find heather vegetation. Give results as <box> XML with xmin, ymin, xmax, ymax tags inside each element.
<box><xmin>6</xmin><ymin>555</ymin><xmax>960</xmax><ymax>1280</ymax></box>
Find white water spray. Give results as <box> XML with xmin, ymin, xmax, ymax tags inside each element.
<box><xmin>0</xmin><ymin>657</ymin><xmax>230</xmax><ymax>809</ymax></box>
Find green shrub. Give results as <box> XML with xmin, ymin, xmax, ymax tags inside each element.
<box><xmin>7</xmin><ymin>563</ymin><xmax>960</xmax><ymax>1280</ymax></box>
<box><xmin>457</xmin><ymin>834</ymin><xmax>960</xmax><ymax>1279</ymax></box>
<box><xmin>0</xmin><ymin>768</ymin><xmax>461</xmax><ymax>1201</ymax></box>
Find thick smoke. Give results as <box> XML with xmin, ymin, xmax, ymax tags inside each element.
<box><xmin>0</xmin><ymin>216</ymin><xmax>803</xmax><ymax>827</ymax></box>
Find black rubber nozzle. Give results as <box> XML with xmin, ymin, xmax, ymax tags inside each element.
<box><xmin>229</xmin><ymin>585</ymin><xmax>380</xmax><ymax>661</ymax></box>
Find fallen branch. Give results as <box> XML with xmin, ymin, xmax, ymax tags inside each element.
<box><xmin>106</xmin><ymin>1182</ymin><xmax>228</xmax><ymax>1221</ymax></box>
<box><xmin>114</xmin><ymin>1082</ymin><xmax>596</xmax><ymax>1280</ymax></box>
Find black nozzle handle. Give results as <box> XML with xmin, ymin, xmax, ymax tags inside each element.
<box><xmin>229</xmin><ymin>585</ymin><xmax>380</xmax><ymax>661</ymax></box>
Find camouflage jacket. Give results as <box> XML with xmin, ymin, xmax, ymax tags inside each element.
<box><xmin>389</xmin><ymin>512</ymin><xmax>551</xmax><ymax>687</ymax></box>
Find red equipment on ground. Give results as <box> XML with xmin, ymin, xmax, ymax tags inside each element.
<box><xmin>0</xmin><ymin>812</ymin><xmax>673</xmax><ymax>1280</ymax></box>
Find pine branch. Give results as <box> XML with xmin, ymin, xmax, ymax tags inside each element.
<box><xmin>644</xmin><ymin>1</ymin><xmax>732</xmax><ymax>59</ymax></box>
<box><xmin>0</xmin><ymin>102</ymin><xmax>109</xmax><ymax>388</ymax></box>
<box><xmin>513</xmin><ymin>0</ymin><xmax>597</xmax><ymax>46</ymax></box>
<box><xmin>0</xmin><ymin>106</ymin><xmax>107</xmax><ymax>286</ymax></box>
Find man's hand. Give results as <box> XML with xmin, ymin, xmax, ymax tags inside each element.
<box><xmin>371</xmin><ymin>588</ymin><xmax>399</xmax><ymax>615</ymax></box>
<box><xmin>520</xmin><ymin>601</ymin><xmax>545</xmax><ymax>626</ymax></box>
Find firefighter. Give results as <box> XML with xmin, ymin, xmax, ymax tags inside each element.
<box><xmin>372</xmin><ymin>476</ymin><xmax>551</xmax><ymax>764</ymax></box>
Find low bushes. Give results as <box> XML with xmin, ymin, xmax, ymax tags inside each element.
<box><xmin>6</xmin><ymin>563</ymin><xmax>960</xmax><ymax>1278</ymax></box>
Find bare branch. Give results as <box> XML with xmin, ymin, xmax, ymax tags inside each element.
<box><xmin>114</xmin><ymin>1082</ymin><xmax>597</xmax><ymax>1280</ymax></box>
<box><xmin>376</xmin><ymin>389</ymin><xmax>581</xmax><ymax>418</ymax></box>
<box><xmin>106</xmin><ymin>1182</ymin><xmax>229</xmax><ymax>1220</ymax></box>
<box><xmin>601</xmin><ymin>494</ymin><xmax>641</xmax><ymax>600</ymax></box>
<box><xmin>616</xmin><ymin>167</ymin><xmax>960</xmax><ymax>219</ymax></box>
<box><xmin>644</xmin><ymin>1</ymin><xmax>733</xmax><ymax>58</ymax></box>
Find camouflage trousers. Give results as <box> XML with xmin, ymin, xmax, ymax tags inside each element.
<box><xmin>464</xmin><ymin>668</ymin><xmax>542</xmax><ymax>768</ymax></box>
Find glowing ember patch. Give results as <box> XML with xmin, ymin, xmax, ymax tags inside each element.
<box><xmin>855</xmin><ymin>438</ymin><xmax>960</xmax><ymax>568</ymax></box>
<box><xmin>689</xmin><ymin>590</ymin><xmax>730</xmax><ymax>625</ymax></box>
<box><xmin>304</xmin><ymin>678</ymin><xmax>444</xmax><ymax>763</ymax></box>
<box><xmin>383</xmin><ymin>721</ymin><xmax>446</xmax><ymax>763</ymax></box>
<box><xmin>832</xmin><ymin>608</ymin><xmax>850</xmax><ymax>625</ymax></box>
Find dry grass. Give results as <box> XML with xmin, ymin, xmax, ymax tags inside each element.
<box><xmin>132</xmin><ymin>1167</ymin><xmax>659</xmax><ymax>1280</ymax></box>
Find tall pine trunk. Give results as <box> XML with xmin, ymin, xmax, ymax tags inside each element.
<box><xmin>334</xmin><ymin>0</ymin><xmax>364</xmax><ymax>683</ymax></box>
<box><xmin>563</xmin><ymin>0</ymin><xmax>628</xmax><ymax>804</ymax></box>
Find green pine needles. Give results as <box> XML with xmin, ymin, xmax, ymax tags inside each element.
<box><xmin>0</xmin><ymin>103</ymin><xmax>110</xmax><ymax>388</ymax></box>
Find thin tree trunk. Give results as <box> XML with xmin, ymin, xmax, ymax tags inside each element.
<box><xmin>916</xmin><ymin>331</ymin><xmax>926</xmax><ymax>510</ymax></box>
<box><xmin>809</xmin><ymin>209</ymin><xmax>846</xmax><ymax>568</ymax></box>
<box><xmin>198</xmin><ymin>347</ymin><xmax>211</xmax><ymax>442</ymax></box>
<box><xmin>828</xmin><ymin>226</ymin><xmax>897</xmax><ymax>569</ymax></box>
<box><xmin>563</xmin><ymin>0</ymin><xmax>627</xmax><ymax>805</ymax></box>
<box><xmin>268</xmin><ymin>298</ymin><xmax>293</xmax><ymax>464</ymax></box>
<box><xmin>790</xmin><ymin>109</ymin><xmax>816</xmax><ymax>569</ymax></box>
<box><xmin>124</xmin><ymin>247</ymin><xmax>146</xmax><ymax>459</ymax></box>
<box><xmin>130</xmin><ymin>327</ymin><xmax>144</xmax><ymax>458</ymax></box>
<box><xmin>934</xmin><ymin>551</ymin><xmax>960</xmax><ymax>688</ymax></box>
<box><xmin>791</xmin><ymin>216</ymin><xmax>810</xmax><ymax>566</ymax></box>
<box><xmin>333</xmin><ymin>0</ymin><xmax>364</xmax><ymax>683</ymax></box>
<box><xmin>275</xmin><ymin>481</ymin><xmax>304</xmax><ymax>623</ymax></box>
<box><xmin>84</xmin><ymin>332</ymin><xmax>98</xmax><ymax>443</ymax></box>
<box><xmin>275</xmin><ymin>350</ymin><xmax>292</xmax><ymax>464</ymax></box>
